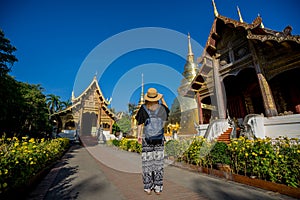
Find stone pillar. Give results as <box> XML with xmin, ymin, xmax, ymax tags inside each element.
<box><xmin>213</xmin><ymin>57</ymin><xmax>226</xmax><ymax>119</ymax></box>
<box><xmin>109</xmin><ymin>119</ymin><xmax>113</xmax><ymax>134</ymax></box>
<box><xmin>248</xmin><ymin>41</ymin><xmax>278</xmax><ymax>117</ymax></box>
<box><xmin>228</xmin><ymin>43</ymin><xmax>235</xmax><ymax>63</ymax></box>
<box><xmin>61</xmin><ymin>119</ymin><xmax>66</xmax><ymax>131</ymax></box>
<box><xmin>196</xmin><ymin>92</ymin><xmax>203</xmax><ymax>124</ymax></box>
<box><xmin>79</xmin><ymin>105</ymin><xmax>84</xmax><ymax>135</ymax></box>
<box><xmin>97</xmin><ymin>105</ymin><xmax>101</xmax><ymax>129</ymax></box>
<box><xmin>256</xmin><ymin>73</ymin><xmax>278</xmax><ymax>116</ymax></box>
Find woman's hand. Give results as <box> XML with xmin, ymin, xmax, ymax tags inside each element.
<box><xmin>138</xmin><ymin>136</ymin><xmax>142</xmax><ymax>144</ymax></box>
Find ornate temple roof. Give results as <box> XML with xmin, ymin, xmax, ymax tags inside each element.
<box><xmin>54</xmin><ymin>76</ymin><xmax>115</xmax><ymax>119</ymax></box>
<box><xmin>72</xmin><ymin>76</ymin><xmax>110</xmax><ymax>106</ymax></box>
<box><xmin>183</xmin><ymin>0</ymin><xmax>300</xmax><ymax>100</ymax></box>
<box><xmin>205</xmin><ymin>0</ymin><xmax>300</xmax><ymax>56</ymax></box>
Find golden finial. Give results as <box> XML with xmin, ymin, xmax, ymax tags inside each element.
<box><xmin>187</xmin><ymin>33</ymin><xmax>194</xmax><ymax>63</ymax></box>
<box><xmin>71</xmin><ymin>91</ymin><xmax>75</xmax><ymax>101</ymax></box>
<box><xmin>140</xmin><ymin>73</ymin><xmax>144</xmax><ymax>104</ymax></box>
<box><xmin>141</xmin><ymin>73</ymin><xmax>144</xmax><ymax>101</ymax></box>
<box><xmin>212</xmin><ymin>0</ymin><xmax>219</xmax><ymax>17</ymax></box>
<box><xmin>188</xmin><ymin>33</ymin><xmax>194</xmax><ymax>56</ymax></box>
<box><xmin>94</xmin><ymin>71</ymin><xmax>98</xmax><ymax>80</ymax></box>
<box><xmin>258</xmin><ymin>13</ymin><xmax>265</xmax><ymax>28</ymax></box>
<box><xmin>237</xmin><ymin>6</ymin><xmax>244</xmax><ymax>23</ymax></box>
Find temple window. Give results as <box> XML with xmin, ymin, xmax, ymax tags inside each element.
<box><xmin>234</xmin><ymin>46</ymin><xmax>248</xmax><ymax>60</ymax></box>
<box><xmin>219</xmin><ymin>52</ymin><xmax>230</xmax><ymax>66</ymax></box>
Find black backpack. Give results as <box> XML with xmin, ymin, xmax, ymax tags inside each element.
<box><xmin>143</xmin><ymin>104</ymin><xmax>164</xmax><ymax>143</ymax></box>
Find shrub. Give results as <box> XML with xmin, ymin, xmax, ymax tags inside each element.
<box><xmin>182</xmin><ymin>136</ymin><xmax>208</xmax><ymax>166</ymax></box>
<box><xmin>116</xmin><ymin>138</ymin><xmax>141</xmax><ymax>153</ymax></box>
<box><xmin>111</xmin><ymin>139</ymin><xmax>120</xmax><ymax>147</ymax></box>
<box><xmin>210</xmin><ymin>141</ymin><xmax>230</xmax><ymax>165</ymax></box>
<box><xmin>0</xmin><ymin>136</ymin><xmax>69</xmax><ymax>194</ymax></box>
<box><xmin>227</xmin><ymin>136</ymin><xmax>300</xmax><ymax>187</ymax></box>
<box><xmin>119</xmin><ymin>138</ymin><xmax>128</xmax><ymax>151</ymax></box>
<box><xmin>165</xmin><ymin>140</ymin><xmax>180</xmax><ymax>157</ymax></box>
<box><xmin>167</xmin><ymin>136</ymin><xmax>299</xmax><ymax>188</ymax></box>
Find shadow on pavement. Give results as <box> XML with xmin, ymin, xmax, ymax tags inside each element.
<box><xmin>41</xmin><ymin>143</ymin><xmax>119</xmax><ymax>200</ymax></box>
<box><xmin>192</xmin><ymin>175</ymin><xmax>297</xmax><ymax>200</ymax></box>
<box><xmin>25</xmin><ymin>144</ymin><xmax>81</xmax><ymax>200</ymax></box>
<box><xmin>44</xmin><ymin>166</ymin><xmax>79</xmax><ymax>199</ymax></box>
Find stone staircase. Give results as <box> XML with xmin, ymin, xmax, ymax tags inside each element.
<box><xmin>217</xmin><ymin>127</ymin><xmax>232</xmax><ymax>144</ymax></box>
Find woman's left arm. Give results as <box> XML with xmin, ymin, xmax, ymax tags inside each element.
<box><xmin>137</xmin><ymin>124</ymin><xmax>143</xmax><ymax>144</ymax></box>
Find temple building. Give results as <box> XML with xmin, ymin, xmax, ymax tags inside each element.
<box><xmin>168</xmin><ymin>33</ymin><xmax>200</xmax><ymax>135</ymax></box>
<box><xmin>52</xmin><ymin>76</ymin><xmax>116</xmax><ymax>138</ymax></box>
<box><xmin>184</xmin><ymin>1</ymin><xmax>300</xmax><ymax>140</ymax></box>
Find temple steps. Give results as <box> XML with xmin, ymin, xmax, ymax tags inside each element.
<box><xmin>217</xmin><ymin>127</ymin><xmax>232</xmax><ymax>144</ymax></box>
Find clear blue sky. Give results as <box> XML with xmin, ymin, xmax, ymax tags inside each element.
<box><xmin>1</xmin><ymin>0</ymin><xmax>299</xmax><ymax>112</ymax></box>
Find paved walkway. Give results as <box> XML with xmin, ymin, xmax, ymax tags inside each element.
<box><xmin>27</xmin><ymin>138</ymin><xmax>297</xmax><ymax>200</ymax></box>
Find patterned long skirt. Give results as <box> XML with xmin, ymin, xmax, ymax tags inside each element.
<box><xmin>141</xmin><ymin>139</ymin><xmax>164</xmax><ymax>192</ymax></box>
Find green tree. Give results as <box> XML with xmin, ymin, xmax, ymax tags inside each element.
<box><xmin>112</xmin><ymin>122</ymin><xmax>121</xmax><ymax>135</ymax></box>
<box><xmin>0</xmin><ymin>29</ymin><xmax>18</xmax><ymax>76</ymax></box>
<box><xmin>0</xmin><ymin>29</ymin><xmax>20</xmax><ymax>135</ymax></box>
<box><xmin>0</xmin><ymin>29</ymin><xmax>51</xmax><ymax>137</ymax></box>
<box><xmin>116</xmin><ymin>112</ymin><xmax>131</xmax><ymax>134</ymax></box>
<box><xmin>0</xmin><ymin>75</ymin><xmax>23</xmax><ymax>134</ymax></box>
<box><xmin>128</xmin><ymin>103</ymin><xmax>136</xmax><ymax>116</ymax></box>
<box><xmin>0</xmin><ymin>80</ymin><xmax>51</xmax><ymax>137</ymax></box>
<box><xmin>19</xmin><ymin>83</ymin><xmax>50</xmax><ymax>136</ymax></box>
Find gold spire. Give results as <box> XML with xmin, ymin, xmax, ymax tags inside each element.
<box><xmin>179</xmin><ymin>33</ymin><xmax>198</xmax><ymax>90</ymax></box>
<box><xmin>71</xmin><ymin>91</ymin><xmax>75</xmax><ymax>101</ymax></box>
<box><xmin>258</xmin><ymin>13</ymin><xmax>265</xmax><ymax>28</ymax></box>
<box><xmin>93</xmin><ymin>72</ymin><xmax>97</xmax><ymax>80</ymax></box>
<box><xmin>139</xmin><ymin>73</ymin><xmax>144</xmax><ymax>105</ymax></box>
<box><xmin>237</xmin><ymin>6</ymin><xmax>244</xmax><ymax>23</ymax></box>
<box><xmin>187</xmin><ymin>33</ymin><xmax>194</xmax><ymax>62</ymax></box>
<box><xmin>212</xmin><ymin>0</ymin><xmax>219</xmax><ymax>17</ymax></box>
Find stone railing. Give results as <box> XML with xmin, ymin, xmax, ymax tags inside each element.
<box><xmin>242</xmin><ymin>113</ymin><xmax>300</xmax><ymax>139</ymax></box>
<box><xmin>204</xmin><ymin>119</ymin><xmax>229</xmax><ymax>141</ymax></box>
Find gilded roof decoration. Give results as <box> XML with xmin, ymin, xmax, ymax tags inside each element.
<box><xmin>247</xmin><ymin>29</ymin><xmax>300</xmax><ymax>44</ymax></box>
<box><xmin>186</xmin><ymin>1</ymin><xmax>300</xmax><ymax>100</ymax></box>
<box><xmin>204</xmin><ymin>2</ymin><xmax>300</xmax><ymax>56</ymax></box>
<box><xmin>237</xmin><ymin>6</ymin><xmax>244</xmax><ymax>23</ymax></box>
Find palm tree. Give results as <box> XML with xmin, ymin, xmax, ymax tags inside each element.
<box><xmin>58</xmin><ymin>99</ymin><xmax>72</xmax><ymax>111</ymax></box>
<box><xmin>46</xmin><ymin>94</ymin><xmax>61</xmax><ymax>114</ymax></box>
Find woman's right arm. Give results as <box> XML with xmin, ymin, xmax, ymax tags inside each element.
<box><xmin>161</xmin><ymin>96</ymin><xmax>168</xmax><ymax>108</ymax></box>
<box><xmin>136</xmin><ymin>106</ymin><xmax>145</xmax><ymax>144</ymax></box>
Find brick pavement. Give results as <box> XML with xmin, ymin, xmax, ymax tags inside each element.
<box><xmin>27</xmin><ymin>137</ymin><xmax>298</xmax><ymax>200</ymax></box>
<box><xmin>83</xmin><ymin>137</ymin><xmax>206</xmax><ymax>200</ymax></box>
<box><xmin>93</xmin><ymin>159</ymin><xmax>205</xmax><ymax>200</ymax></box>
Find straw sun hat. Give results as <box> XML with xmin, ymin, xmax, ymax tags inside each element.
<box><xmin>144</xmin><ymin>88</ymin><xmax>162</xmax><ymax>102</ymax></box>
